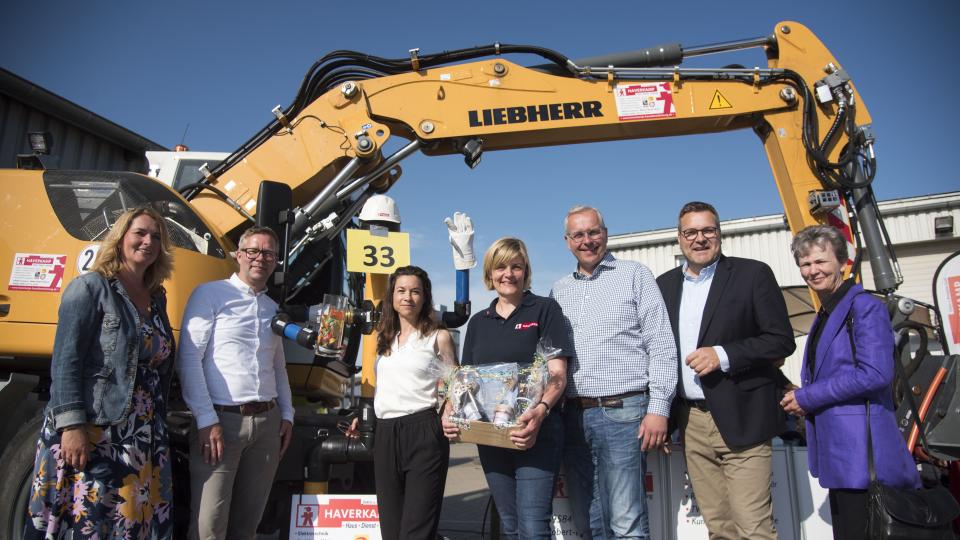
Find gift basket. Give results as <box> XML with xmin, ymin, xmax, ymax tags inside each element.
<box><xmin>442</xmin><ymin>339</ymin><xmax>561</xmax><ymax>449</ymax></box>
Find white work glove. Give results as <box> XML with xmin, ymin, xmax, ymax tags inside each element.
<box><xmin>444</xmin><ymin>212</ymin><xmax>476</xmax><ymax>270</ymax></box>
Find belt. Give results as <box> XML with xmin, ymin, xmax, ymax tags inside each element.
<box><xmin>681</xmin><ymin>398</ymin><xmax>710</xmax><ymax>412</ymax></box>
<box><xmin>214</xmin><ymin>400</ymin><xmax>276</xmax><ymax>416</ymax></box>
<box><xmin>568</xmin><ymin>390</ymin><xmax>646</xmax><ymax>410</ymax></box>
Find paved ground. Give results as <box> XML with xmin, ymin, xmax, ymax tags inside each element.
<box><xmin>438</xmin><ymin>442</ymin><xmax>494</xmax><ymax>539</ymax></box>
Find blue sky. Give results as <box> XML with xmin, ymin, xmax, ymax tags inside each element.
<box><xmin>2</xmin><ymin>1</ymin><xmax>957</xmax><ymax>310</ymax></box>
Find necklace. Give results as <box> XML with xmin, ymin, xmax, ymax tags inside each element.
<box><xmin>118</xmin><ymin>274</ymin><xmax>151</xmax><ymax>316</ymax></box>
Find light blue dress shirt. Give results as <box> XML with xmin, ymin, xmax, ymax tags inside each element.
<box><xmin>551</xmin><ymin>253</ymin><xmax>678</xmax><ymax>417</ymax></box>
<box><xmin>678</xmin><ymin>259</ymin><xmax>729</xmax><ymax>400</ymax></box>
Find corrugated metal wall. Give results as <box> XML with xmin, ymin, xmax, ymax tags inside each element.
<box><xmin>611</xmin><ymin>192</ymin><xmax>960</xmax><ymax>300</ymax></box>
<box><xmin>861</xmin><ymin>239</ymin><xmax>960</xmax><ymax>306</ymax></box>
<box><xmin>718</xmin><ymin>228</ymin><xmax>799</xmax><ymax>285</ymax></box>
<box><xmin>1</xmin><ymin>93</ymin><xmax>144</xmax><ymax>171</ymax></box>
<box><xmin>1</xmin><ymin>68</ymin><xmax>165</xmax><ymax>172</ymax></box>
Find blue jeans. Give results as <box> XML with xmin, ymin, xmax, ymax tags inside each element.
<box><xmin>563</xmin><ymin>393</ymin><xmax>650</xmax><ymax>539</ymax></box>
<box><xmin>477</xmin><ymin>413</ymin><xmax>563</xmax><ymax>540</ymax></box>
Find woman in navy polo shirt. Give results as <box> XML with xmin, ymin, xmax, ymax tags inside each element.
<box><xmin>442</xmin><ymin>237</ymin><xmax>572</xmax><ymax>540</ymax></box>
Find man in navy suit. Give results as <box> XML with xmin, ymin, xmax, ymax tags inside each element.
<box><xmin>656</xmin><ymin>201</ymin><xmax>795</xmax><ymax>539</ymax></box>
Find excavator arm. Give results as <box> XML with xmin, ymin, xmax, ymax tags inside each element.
<box><xmin>184</xmin><ymin>21</ymin><xmax>895</xmax><ymax>298</ymax></box>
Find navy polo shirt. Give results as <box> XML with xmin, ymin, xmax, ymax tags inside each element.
<box><xmin>461</xmin><ymin>291</ymin><xmax>573</xmax><ymax>366</ymax></box>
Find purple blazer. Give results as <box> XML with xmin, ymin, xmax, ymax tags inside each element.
<box><xmin>795</xmin><ymin>283</ymin><xmax>919</xmax><ymax>490</ymax></box>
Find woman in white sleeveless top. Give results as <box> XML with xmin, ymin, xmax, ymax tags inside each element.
<box><xmin>369</xmin><ymin>265</ymin><xmax>458</xmax><ymax>539</ymax></box>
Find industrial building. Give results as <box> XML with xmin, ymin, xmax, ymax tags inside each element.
<box><xmin>1</xmin><ymin>67</ymin><xmax>165</xmax><ymax>172</ymax></box>
<box><xmin>608</xmin><ymin>191</ymin><xmax>960</xmax><ymax>383</ymax></box>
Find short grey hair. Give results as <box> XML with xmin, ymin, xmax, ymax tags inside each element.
<box><xmin>564</xmin><ymin>205</ymin><xmax>606</xmax><ymax>234</ymax></box>
<box><xmin>790</xmin><ymin>225</ymin><xmax>848</xmax><ymax>264</ymax></box>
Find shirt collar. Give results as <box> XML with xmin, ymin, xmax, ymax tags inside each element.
<box><xmin>682</xmin><ymin>258</ymin><xmax>719</xmax><ymax>283</ymax></box>
<box><xmin>574</xmin><ymin>252</ymin><xmax>616</xmax><ymax>279</ymax></box>
<box><xmin>229</xmin><ymin>273</ymin><xmax>266</xmax><ymax>295</ymax></box>
<box><xmin>484</xmin><ymin>290</ymin><xmax>534</xmax><ymax>318</ymax></box>
<box><xmin>820</xmin><ymin>278</ymin><xmax>855</xmax><ymax>315</ymax></box>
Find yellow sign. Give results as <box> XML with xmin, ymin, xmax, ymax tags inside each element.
<box><xmin>346</xmin><ymin>229</ymin><xmax>410</xmax><ymax>274</ymax></box>
<box><xmin>709</xmin><ymin>90</ymin><xmax>732</xmax><ymax>110</ymax></box>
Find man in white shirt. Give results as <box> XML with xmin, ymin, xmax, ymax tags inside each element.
<box><xmin>177</xmin><ymin>226</ymin><xmax>294</xmax><ymax>540</ymax></box>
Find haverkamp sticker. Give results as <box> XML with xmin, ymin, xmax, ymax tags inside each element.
<box><xmin>289</xmin><ymin>494</ymin><xmax>381</xmax><ymax>539</ymax></box>
<box><xmin>9</xmin><ymin>253</ymin><xmax>67</xmax><ymax>292</ymax></box>
<box><xmin>614</xmin><ymin>82</ymin><xmax>676</xmax><ymax>121</ymax></box>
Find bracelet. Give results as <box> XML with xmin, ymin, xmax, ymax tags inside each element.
<box><xmin>536</xmin><ymin>400</ymin><xmax>551</xmax><ymax>416</ymax></box>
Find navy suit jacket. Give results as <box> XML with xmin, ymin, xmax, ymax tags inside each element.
<box><xmin>657</xmin><ymin>255</ymin><xmax>795</xmax><ymax>447</ymax></box>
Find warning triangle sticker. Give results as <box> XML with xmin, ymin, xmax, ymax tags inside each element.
<box><xmin>709</xmin><ymin>90</ymin><xmax>732</xmax><ymax>110</ymax></box>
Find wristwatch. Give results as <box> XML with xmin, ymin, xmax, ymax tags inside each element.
<box><xmin>536</xmin><ymin>400</ymin><xmax>551</xmax><ymax>416</ymax></box>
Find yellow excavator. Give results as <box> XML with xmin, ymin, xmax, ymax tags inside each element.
<box><xmin>1</xmin><ymin>21</ymin><xmax>956</xmax><ymax>538</ymax></box>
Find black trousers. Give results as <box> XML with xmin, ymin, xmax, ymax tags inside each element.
<box><xmin>374</xmin><ymin>408</ymin><xmax>449</xmax><ymax>540</ymax></box>
<box><xmin>829</xmin><ymin>488</ymin><xmax>868</xmax><ymax>540</ymax></box>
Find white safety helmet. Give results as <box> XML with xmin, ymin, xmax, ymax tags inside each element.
<box><xmin>358</xmin><ymin>194</ymin><xmax>400</xmax><ymax>224</ymax></box>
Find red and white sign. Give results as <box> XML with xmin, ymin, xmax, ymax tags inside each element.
<box><xmin>934</xmin><ymin>250</ymin><xmax>960</xmax><ymax>355</ymax></box>
<box><xmin>946</xmin><ymin>276</ymin><xmax>960</xmax><ymax>352</ymax></box>
<box><xmin>8</xmin><ymin>253</ymin><xmax>67</xmax><ymax>292</ymax></box>
<box><xmin>551</xmin><ymin>471</ymin><xmax>588</xmax><ymax>539</ymax></box>
<box><xmin>289</xmin><ymin>495</ymin><xmax>381</xmax><ymax>539</ymax></box>
<box><xmin>614</xmin><ymin>82</ymin><xmax>676</xmax><ymax>121</ymax></box>
<box><xmin>824</xmin><ymin>198</ymin><xmax>857</xmax><ymax>268</ymax></box>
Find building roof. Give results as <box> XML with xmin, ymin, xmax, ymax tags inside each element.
<box><xmin>0</xmin><ymin>67</ymin><xmax>166</xmax><ymax>154</ymax></box>
<box><xmin>609</xmin><ymin>191</ymin><xmax>960</xmax><ymax>249</ymax></box>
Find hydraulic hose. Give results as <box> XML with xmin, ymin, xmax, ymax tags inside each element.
<box><xmin>193</xmin><ymin>45</ymin><xmax>572</xmax><ymax>194</ymax></box>
<box><xmin>895</xmin><ymin>320</ymin><xmax>930</xmax><ymax>378</ymax></box>
<box><xmin>177</xmin><ymin>181</ymin><xmax>255</xmax><ymax>222</ymax></box>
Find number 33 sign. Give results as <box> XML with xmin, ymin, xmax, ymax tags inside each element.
<box><xmin>346</xmin><ymin>229</ymin><xmax>411</xmax><ymax>274</ymax></box>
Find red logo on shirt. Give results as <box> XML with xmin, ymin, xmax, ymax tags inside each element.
<box><xmin>515</xmin><ymin>322</ymin><xmax>539</xmax><ymax>330</ymax></box>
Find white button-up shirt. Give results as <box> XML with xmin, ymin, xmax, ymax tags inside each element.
<box><xmin>678</xmin><ymin>260</ymin><xmax>729</xmax><ymax>400</ymax></box>
<box><xmin>177</xmin><ymin>273</ymin><xmax>294</xmax><ymax>429</ymax></box>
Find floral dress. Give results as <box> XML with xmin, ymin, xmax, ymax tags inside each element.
<box><xmin>25</xmin><ymin>301</ymin><xmax>174</xmax><ymax>540</ymax></box>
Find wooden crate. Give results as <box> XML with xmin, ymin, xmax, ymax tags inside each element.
<box><xmin>453</xmin><ymin>420</ymin><xmax>526</xmax><ymax>450</ymax></box>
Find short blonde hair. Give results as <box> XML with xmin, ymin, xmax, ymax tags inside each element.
<box><xmin>91</xmin><ymin>207</ymin><xmax>173</xmax><ymax>292</ymax></box>
<box><xmin>482</xmin><ymin>237</ymin><xmax>532</xmax><ymax>291</ymax></box>
<box><xmin>238</xmin><ymin>226</ymin><xmax>279</xmax><ymax>250</ymax></box>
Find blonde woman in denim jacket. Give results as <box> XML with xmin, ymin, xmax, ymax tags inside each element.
<box><xmin>24</xmin><ymin>207</ymin><xmax>176</xmax><ymax>540</ymax></box>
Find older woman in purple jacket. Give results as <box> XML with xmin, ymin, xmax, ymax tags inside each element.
<box><xmin>780</xmin><ymin>225</ymin><xmax>919</xmax><ymax>540</ymax></box>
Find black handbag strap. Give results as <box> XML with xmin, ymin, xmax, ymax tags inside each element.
<box><xmin>845</xmin><ymin>311</ymin><xmax>879</xmax><ymax>484</ymax></box>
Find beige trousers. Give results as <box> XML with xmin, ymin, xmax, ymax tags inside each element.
<box><xmin>679</xmin><ymin>404</ymin><xmax>776</xmax><ymax>540</ymax></box>
<box><xmin>188</xmin><ymin>406</ymin><xmax>282</xmax><ymax>540</ymax></box>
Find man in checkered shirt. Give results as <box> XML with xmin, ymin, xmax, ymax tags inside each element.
<box><xmin>551</xmin><ymin>205</ymin><xmax>677</xmax><ymax>539</ymax></box>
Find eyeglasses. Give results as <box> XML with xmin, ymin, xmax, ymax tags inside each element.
<box><xmin>679</xmin><ymin>227</ymin><xmax>720</xmax><ymax>241</ymax></box>
<box><xmin>239</xmin><ymin>247</ymin><xmax>278</xmax><ymax>260</ymax></box>
<box><xmin>566</xmin><ymin>227</ymin><xmax>606</xmax><ymax>243</ymax></box>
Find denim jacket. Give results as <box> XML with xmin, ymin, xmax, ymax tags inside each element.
<box><xmin>47</xmin><ymin>271</ymin><xmax>175</xmax><ymax>429</ymax></box>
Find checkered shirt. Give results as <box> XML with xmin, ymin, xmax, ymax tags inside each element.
<box><xmin>551</xmin><ymin>253</ymin><xmax>678</xmax><ymax>418</ymax></box>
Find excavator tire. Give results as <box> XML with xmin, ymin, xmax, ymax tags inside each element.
<box><xmin>0</xmin><ymin>411</ymin><xmax>42</xmax><ymax>540</ymax></box>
